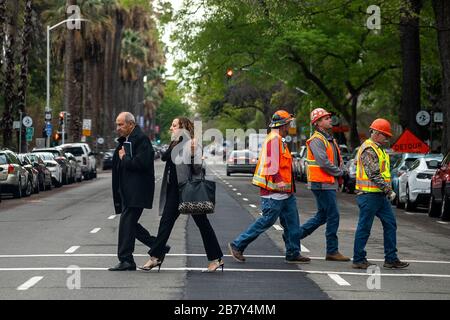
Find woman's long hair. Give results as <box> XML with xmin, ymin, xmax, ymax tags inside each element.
<box><xmin>171</xmin><ymin>117</ymin><xmax>194</xmax><ymax>147</ymax></box>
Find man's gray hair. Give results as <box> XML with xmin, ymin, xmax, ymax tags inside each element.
<box><xmin>119</xmin><ymin>112</ymin><xmax>136</xmax><ymax>124</ymax></box>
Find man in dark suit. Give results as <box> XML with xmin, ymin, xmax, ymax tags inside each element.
<box><xmin>109</xmin><ymin>112</ymin><xmax>162</xmax><ymax>271</ymax></box>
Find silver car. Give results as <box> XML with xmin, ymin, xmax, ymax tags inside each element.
<box><xmin>0</xmin><ymin>149</ymin><xmax>32</xmax><ymax>198</ymax></box>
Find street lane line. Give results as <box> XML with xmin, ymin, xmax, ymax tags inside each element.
<box><xmin>233</xmin><ymin>188</ymin><xmax>237</xmax><ymax>191</ymax></box>
<box><xmin>65</xmin><ymin>246</ymin><xmax>80</xmax><ymax>254</ymax></box>
<box><xmin>17</xmin><ymin>276</ymin><xmax>44</xmax><ymax>291</ymax></box>
<box><xmin>3</xmin><ymin>268</ymin><xmax>450</xmax><ymax>279</ymax></box>
<box><xmin>243</xmin><ymin>198</ymin><xmax>249</xmax><ymax>201</ymax></box>
<box><xmin>108</xmin><ymin>215</ymin><xmax>116</xmax><ymax>220</ymax></box>
<box><xmin>249</xmin><ymin>204</ymin><xmax>257</xmax><ymax>208</ymax></box>
<box><xmin>90</xmin><ymin>228</ymin><xmax>101</xmax><ymax>234</ymax></box>
<box><xmin>273</xmin><ymin>225</ymin><xmax>283</xmax><ymax>231</ymax></box>
<box><xmin>237</xmin><ymin>193</ymin><xmax>242</xmax><ymax>196</ymax></box>
<box><xmin>301</xmin><ymin>245</ymin><xmax>310</xmax><ymax>253</ymax></box>
<box><xmin>437</xmin><ymin>221</ymin><xmax>449</xmax><ymax>225</ymax></box>
<box><xmin>328</xmin><ymin>274</ymin><xmax>351</xmax><ymax>286</ymax></box>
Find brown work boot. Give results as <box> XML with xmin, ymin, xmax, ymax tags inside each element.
<box><xmin>285</xmin><ymin>255</ymin><xmax>311</xmax><ymax>264</ymax></box>
<box><xmin>383</xmin><ymin>259</ymin><xmax>409</xmax><ymax>269</ymax></box>
<box><xmin>326</xmin><ymin>252</ymin><xmax>351</xmax><ymax>262</ymax></box>
<box><xmin>352</xmin><ymin>259</ymin><xmax>376</xmax><ymax>269</ymax></box>
<box><xmin>228</xmin><ymin>243</ymin><xmax>246</xmax><ymax>262</ymax></box>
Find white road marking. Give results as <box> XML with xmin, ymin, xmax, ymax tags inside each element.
<box><xmin>273</xmin><ymin>225</ymin><xmax>283</xmax><ymax>231</ymax></box>
<box><xmin>237</xmin><ymin>193</ymin><xmax>242</xmax><ymax>196</ymax></box>
<box><xmin>249</xmin><ymin>204</ymin><xmax>257</xmax><ymax>208</ymax></box>
<box><xmin>17</xmin><ymin>276</ymin><xmax>44</xmax><ymax>291</ymax></box>
<box><xmin>233</xmin><ymin>188</ymin><xmax>237</xmax><ymax>191</ymax></box>
<box><xmin>65</xmin><ymin>246</ymin><xmax>80</xmax><ymax>254</ymax></box>
<box><xmin>328</xmin><ymin>274</ymin><xmax>351</xmax><ymax>286</ymax></box>
<box><xmin>90</xmin><ymin>228</ymin><xmax>101</xmax><ymax>234</ymax></box>
<box><xmin>2</xmin><ymin>268</ymin><xmax>450</xmax><ymax>279</ymax></box>
<box><xmin>229</xmin><ymin>185</ymin><xmax>233</xmax><ymax>188</ymax></box>
<box><xmin>437</xmin><ymin>221</ymin><xmax>449</xmax><ymax>225</ymax></box>
<box><xmin>108</xmin><ymin>215</ymin><xmax>116</xmax><ymax>220</ymax></box>
<box><xmin>301</xmin><ymin>245</ymin><xmax>310</xmax><ymax>253</ymax></box>
<box><xmin>243</xmin><ymin>198</ymin><xmax>249</xmax><ymax>201</ymax></box>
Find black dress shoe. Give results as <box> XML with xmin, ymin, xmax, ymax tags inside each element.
<box><xmin>108</xmin><ymin>261</ymin><xmax>136</xmax><ymax>271</ymax></box>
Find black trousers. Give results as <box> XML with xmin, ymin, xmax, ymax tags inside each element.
<box><xmin>118</xmin><ymin>206</ymin><xmax>156</xmax><ymax>263</ymax></box>
<box><xmin>149</xmin><ymin>183</ymin><xmax>223</xmax><ymax>261</ymax></box>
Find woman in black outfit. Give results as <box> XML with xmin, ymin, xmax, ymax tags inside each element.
<box><xmin>139</xmin><ymin>117</ymin><xmax>224</xmax><ymax>272</ymax></box>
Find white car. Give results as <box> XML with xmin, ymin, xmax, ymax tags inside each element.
<box><xmin>60</xmin><ymin>143</ymin><xmax>97</xmax><ymax>180</ymax></box>
<box><xmin>398</xmin><ymin>154</ymin><xmax>443</xmax><ymax>211</ymax></box>
<box><xmin>34</xmin><ymin>152</ymin><xmax>63</xmax><ymax>187</ymax></box>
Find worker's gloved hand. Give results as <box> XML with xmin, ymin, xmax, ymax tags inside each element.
<box><xmin>387</xmin><ymin>191</ymin><xmax>396</xmax><ymax>202</ymax></box>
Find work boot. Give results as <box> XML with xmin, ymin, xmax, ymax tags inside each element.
<box><xmin>352</xmin><ymin>259</ymin><xmax>376</xmax><ymax>269</ymax></box>
<box><xmin>383</xmin><ymin>259</ymin><xmax>409</xmax><ymax>269</ymax></box>
<box><xmin>326</xmin><ymin>252</ymin><xmax>351</xmax><ymax>262</ymax></box>
<box><xmin>228</xmin><ymin>243</ymin><xmax>246</xmax><ymax>262</ymax></box>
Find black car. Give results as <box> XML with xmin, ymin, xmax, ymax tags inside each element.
<box><xmin>26</xmin><ymin>153</ymin><xmax>53</xmax><ymax>191</ymax></box>
<box><xmin>226</xmin><ymin>150</ymin><xmax>258</xmax><ymax>176</ymax></box>
<box><xmin>102</xmin><ymin>149</ymin><xmax>115</xmax><ymax>170</ymax></box>
<box><xmin>32</xmin><ymin>148</ymin><xmax>71</xmax><ymax>185</ymax></box>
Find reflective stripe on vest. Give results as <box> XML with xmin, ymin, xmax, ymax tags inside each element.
<box><xmin>355</xmin><ymin>139</ymin><xmax>391</xmax><ymax>192</ymax></box>
<box><xmin>305</xmin><ymin>131</ymin><xmax>341</xmax><ymax>184</ymax></box>
<box><xmin>252</xmin><ymin>131</ymin><xmax>293</xmax><ymax>192</ymax></box>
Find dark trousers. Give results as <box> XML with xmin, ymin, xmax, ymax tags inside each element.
<box><xmin>118</xmin><ymin>206</ymin><xmax>156</xmax><ymax>263</ymax></box>
<box><xmin>149</xmin><ymin>184</ymin><xmax>223</xmax><ymax>261</ymax></box>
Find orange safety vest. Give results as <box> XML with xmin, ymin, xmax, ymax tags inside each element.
<box><xmin>252</xmin><ymin>131</ymin><xmax>293</xmax><ymax>193</ymax></box>
<box><xmin>306</xmin><ymin>131</ymin><xmax>342</xmax><ymax>184</ymax></box>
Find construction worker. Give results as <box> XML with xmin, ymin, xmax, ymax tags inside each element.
<box><xmin>228</xmin><ymin>110</ymin><xmax>310</xmax><ymax>264</ymax></box>
<box><xmin>352</xmin><ymin>119</ymin><xmax>409</xmax><ymax>269</ymax></box>
<box><xmin>300</xmin><ymin>108</ymin><xmax>350</xmax><ymax>262</ymax></box>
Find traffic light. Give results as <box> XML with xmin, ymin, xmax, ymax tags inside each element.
<box><xmin>54</xmin><ymin>131</ymin><xmax>61</xmax><ymax>141</ymax></box>
<box><xmin>226</xmin><ymin>68</ymin><xmax>233</xmax><ymax>78</ymax></box>
<box><xmin>59</xmin><ymin>112</ymin><xmax>65</xmax><ymax>126</ymax></box>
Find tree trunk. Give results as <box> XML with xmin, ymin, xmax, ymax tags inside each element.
<box><xmin>433</xmin><ymin>0</ymin><xmax>450</xmax><ymax>154</ymax></box>
<box><xmin>64</xmin><ymin>0</ymin><xmax>76</xmax><ymax>141</ymax></box>
<box><xmin>399</xmin><ymin>0</ymin><xmax>425</xmax><ymax>139</ymax></box>
<box><xmin>0</xmin><ymin>0</ymin><xmax>6</xmax><ymax>90</ymax></box>
<box><xmin>2</xmin><ymin>0</ymin><xmax>19</xmax><ymax>149</ymax></box>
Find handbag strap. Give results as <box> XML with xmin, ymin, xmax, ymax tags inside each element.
<box><xmin>188</xmin><ymin>162</ymin><xmax>205</xmax><ymax>181</ymax></box>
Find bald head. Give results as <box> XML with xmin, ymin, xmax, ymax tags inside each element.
<box><xmin>116</xmin><ymin>112</ymin><xmax>136</xmax><ymax>137</ymax></box>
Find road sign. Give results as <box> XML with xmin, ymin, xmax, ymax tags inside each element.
<box><xmin>45</xmin><ymin>123</ymin><xmax>53</xmax><ymax>137</ymax></box>
<box><xmin>26</xmin><ymin>127</ymin><xmax>34</xmax><ymax>142</ymax></box>
<box><xmin>22</xmin><ymin>116</ymin><xmax>33</xmax><ymax>128</ymax></box>
<box><xmin>331</xmin><ymin>116</ymin><xmax>340</xmax><ymax>126</ymax></box>
<box><xmin>13</xmin><ymin>121</ymin><xmax>21</xmax><ymax>129</ymax></box>
<box><xmin>434</xmin><ymin>112</ymin><xmax>443</xmax><ymax>123</ymax></box>
<box><xmin>82</xmin><ymin>119</ymin><xmax>92</xmax><ymax>137</ymax></box>
<box><xmin>392</xmin><ymin>129</ymin><xmax>430</xmax><ymax>154</ymax></box>
<box><xmin>97</xmin><ymin>137</ymin><xmax>105</xmax><ymax>145</ymax></box>
<box><xmin>45</xmin><ymin>111</ymin><xmax>52</xmax><ymax>121</ymax></box>
<box><xmin>416</xmin><ymin>111</ymin><xmax>430</xmax><ymax>126</ymax></box>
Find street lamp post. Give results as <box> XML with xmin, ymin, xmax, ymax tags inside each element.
<box><xmin>46</xmin><ymin>18</ymin><xmax>89</xmax><ymax>147</ymax></box>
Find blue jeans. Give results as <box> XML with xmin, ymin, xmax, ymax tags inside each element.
<box><xmin>353</xmin><ymin>193</ymin><xmax>398</xmax><ymax>263</ymax></box>
<box><xmin>231</xmin><ymin>195</ymin><xmax>301</xmax><ymax>259</ymax></box>
<box><xmin>299</xmin><ymin>190</ymin><xmax>340</xmax><ymax>255</ymax></box>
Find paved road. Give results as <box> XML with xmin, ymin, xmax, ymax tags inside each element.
<box><xmin>0</xmin><ymin>158</ymin><xmax>449</xmax><ymax>300</ymax></box>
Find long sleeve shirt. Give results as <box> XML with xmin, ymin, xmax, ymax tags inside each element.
<box><xmin>359</xmin><ymin>145</ymin><xmax>392</xmax><ymax>194</ymax></box>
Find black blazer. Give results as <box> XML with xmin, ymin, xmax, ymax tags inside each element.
<box><xmin>112</xmin><ymin>126</ymin><xmax>155</xmax><ymax>214</ymax></box>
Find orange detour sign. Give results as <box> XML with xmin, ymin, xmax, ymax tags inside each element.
<box><xmin>391</xmin><ymin>129</ymin><xmax>430</xmax><ymax>154</ymax></box>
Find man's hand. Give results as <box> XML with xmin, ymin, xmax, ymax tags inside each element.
<box><xmin>387</xmin><ymin>191</ymin><xmax>396</xmax><ymax>202</ymax></box>
<box><xmin>119</xmin><ymin>147</ymin><xmax>125</xmax><ymax>160</ymax></box>
<box><xmin>277</xmin><ymin>181</ymin><xmax>287</xmax><ymax>189</ymax></box>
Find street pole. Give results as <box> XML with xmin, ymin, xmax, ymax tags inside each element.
<box><xmin>18</xmin><ymin>111</ymin><xmax>23</xmax><ymax>154</ymax></box>
<box><xmin>430</xmin><ymin>111</ymin><xmax>433</xmax><ymax>153</ymax></box>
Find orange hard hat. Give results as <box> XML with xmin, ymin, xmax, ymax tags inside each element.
<box><xmin>370</xmin><ymin>118</ymin><xmax>392</xmax><ymax>137</ymax></box>
<box><xmin>311</xmin><ymin>108</ymin><xmax>332</xmax><ymax>124</ymax></box>
<box><xmin>269</xmin><ymin>110</ymin><xmax>294</xmax><ymax>128</ymax></box>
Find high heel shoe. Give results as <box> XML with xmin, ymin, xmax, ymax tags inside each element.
<box><xmin>138</xmin><ymin>257</ymin><xmax>163</xmax><ymax>272</ymax></box>
<box><xmin>202</xmin><ymin>258</ymin><xmax>224</xmax><ymax>273</ymax></box>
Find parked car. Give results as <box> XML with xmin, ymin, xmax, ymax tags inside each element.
<box><xmin>32</xmin><ymin>147</ymin><xmax>72</xmax><ymax>185</ymax></box>
<box><xmin>0</xmin><ymin>149</ymin><xmax>32</xmax><ymax>198</ymax></box>
<box><xmin>226</xmin><ymin>150</ymin><xmax>258</xmax><ymax>176</ymax></box>
<box><xmin>18</xmin><ymin>154</ymin><xmax>40</xmax><ymax>194</ymax></box>
<box><xmin>26</xmin><ymin>153</ymin><xmax>53</xmax><ymax>191</ymax></box>
<box><xmin>102</xmin><ymin>149</ymin><xmax>115</xmax><ymax>170</ymax></box>
<box><xmin>391</xmin><ymin>153</ymin><xmax>426</xmax><ymax>208</ymax></box>
<box><xmin>65</xmin><ymin>152</ymin><xmax>82</xmax><ymax>183</ymax></box>
<box><xmin>34</xmin><ymin>152</ymin><xmax>63</xmax><ymax>187</ymax></box>
<box><xmin>291</xmin><ymin>151</ymin><xmax>301</xmax><ymax>181</ymax></box>
<box><xmin>398</xmin><ymin>154</ymin><xmax>443</xmax><ymax>211</ymax></box>
<box><xmin>429</xmin><ymin>150</ymin><xmax>450</xmax><ymax>220</ymax></box>
<box><xmin>296</xmin><ymin>146</ymin><xmax>308</xmax><ymax>182</ymax></box>
<box><xmin>60</xmin><ymin>143</ymin><xmax>97</xmax><ymax>180</ymax></box>
<box><xmin>339</xmin><ymin>144</ymin><xmax>351</xmax><ymax>166</ymax></box>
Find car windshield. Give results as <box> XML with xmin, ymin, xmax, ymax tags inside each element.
<box><xmin>0</xmin><ymin>154</ymin><xmax>7</xmax><ymax>165</ymax></box>
<box><xmin>231</xmin><ymin>151</ymin><xmax>257</xmax><ymax>158</ymax></box>
<box><xmin>63</xmin><ymin>147</ymin><xmax>84</xmax><ymax>156</ymax></box>
<box><xmin>36</xmin><ymin>153</ymin><xmax>54</xmax><ymax>161</ymax></box>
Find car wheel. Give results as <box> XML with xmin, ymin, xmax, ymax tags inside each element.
<box><xmin>441</xmin><ymin>194</ymin><xmax>450</xmax><ymax>221</ymax></box>
<box><xmin>428</xmin><ymin>193</ymin><xmax>440</xmax><ymax>217</ymax></box>
<box><xmin>24</xmin><ymin>179</ymin><xmax>32</xmax><ymax>197</ymax></box>
<box><xmin>405</xmin><ymin>184</ymin><xmax>416</xmax><ymax>212</ymax></box>
<box><xmin>226</xmin><ymin>171</ymin><xmax>230</xmax><ymax>176</ymax></box>
<box><xmin>14</xmin><ymin>179</ymin><xmax>22</xmax><ymax>198</ymax></box>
